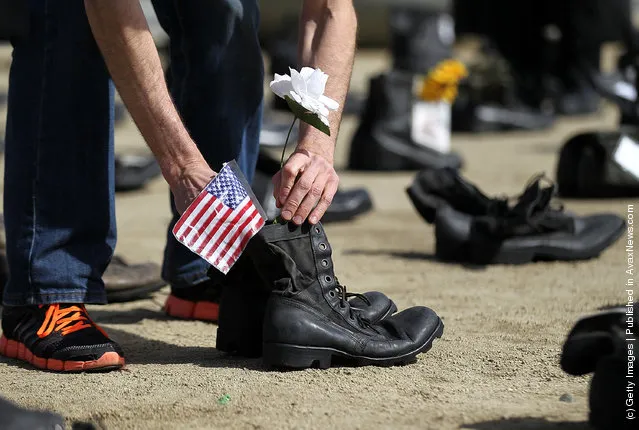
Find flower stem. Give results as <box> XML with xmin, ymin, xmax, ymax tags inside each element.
<box><xmin>273</xmin><ymin>117</ymin><xmax>298</xmax><ymax>225</ymax></box>
<box><xmin>280</xmin><ymin>117</ymin><xmax>298</xmax><ymax>169</ymax></box>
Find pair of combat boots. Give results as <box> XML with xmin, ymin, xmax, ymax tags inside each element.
<box><xmin>213</xmin><ymin>221</ymin><xmax>443</xmax><ymax>369</ymax></box>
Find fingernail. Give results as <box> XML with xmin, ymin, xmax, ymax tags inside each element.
<box><xmin>293</xmin><ymin>216</ymin><xmax>303</xmax><ymax>224</ymax></box>
<box><xmin>281</xmin><ymin>210</ymin><xmax>292</xmax><ymax>220</ymax></box>
<box><xmin>309</xmin><ymin>216</ymin><xmax>318</xmax><ymax>224</ymax></box>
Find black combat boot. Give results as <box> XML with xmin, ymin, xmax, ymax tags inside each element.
<box><xmin>348</xmin><ymin>71</ymin><xmax>462</xmax><ymax>171</ymax></box>
<box><xmin>215</xmin><ymin>252</ymin><xmax>398</xmax><ymax>358</ymax></box>
<box><xmin>247</xmin><ymin>222</ymin><xmax>443</xmax><ymax>369</ymax></box>
<box><xmin>389</xmin><ymin>7</ymin><xmax>455</xmax><ymax>74</ymax></box>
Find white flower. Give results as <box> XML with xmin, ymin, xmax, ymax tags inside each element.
<box><xmin>270</xmin><ymin>67</ymin><xmax>339</xmax><ymax>126</ymax></box>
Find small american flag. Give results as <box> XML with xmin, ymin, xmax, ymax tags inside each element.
<box><xmin>172</xmin><ymin>161</ymin><xmax>266</xmax><ymax>274</ymax></box>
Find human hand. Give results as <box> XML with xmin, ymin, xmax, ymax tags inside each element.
<box><xmin>272</xmin><ymin>147</ymin><xmax>339</xmax><ymax>225</ymax></box>
<box><xmin>169</xmin><ymin>160</ymin><xmax>217</xmax><ymax>214</ymax></box>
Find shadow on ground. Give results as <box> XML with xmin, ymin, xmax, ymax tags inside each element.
<box><xmin>0</xmin><ymin>323</ymin><xmax>267</xmax><ymax>372</ymax></box>
<box><xmin>461</xmin><ymin>418</ymin><xmax>590</xmax><ymax>430</ymax></box>
<box><xmin>89</xmin><ymin>307</ymin><xmax>175</xmax><ymax>325</ymax></box>
<box><xmin>343</xmin><ymin>249</ymin><xmax>487</xmax><ymax>271</ymax></box>
<box><xmin>105</xmin><ymin>327</ymin><xmax>268</xmax><ymax>371</ymax></box>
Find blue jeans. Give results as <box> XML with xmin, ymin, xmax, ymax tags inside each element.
<box><xmin>2</xmin><ymin>0</ymin><xmax>263</xmax><ymax>306</ymax></box>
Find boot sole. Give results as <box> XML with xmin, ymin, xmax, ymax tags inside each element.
<box><xmin>164</xmin><ymin>295</ymin><xmax>219</xmax><ymax>322</ymax></box>
<box><xmin>0</xmin><ymin>335</ymin><xmax>124</xmax><ymax>372</ymax></box>
<box><xmin>262</xmin><ymin>319</ymin><xmax>444</xmax><ymax>369</ymax></box>
<box><xmin>472</xmin><ymin>220</ymin><xmax>626</xmax><ymax>265</ymax></box>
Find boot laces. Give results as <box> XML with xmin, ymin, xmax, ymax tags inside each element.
<box><xmin>333</xmin><ymin>280</ymin><xmax>378</xmax><ymax>331</ymax></box>
<box><xmin>36</xmin><ymin>304</ymin><xmax>101</xmax><ymax>338</ymax></box>
<box><xmin>484</xmin><ymin>173</ymin><xmax>568</xmax><ymax>234</ymax></box>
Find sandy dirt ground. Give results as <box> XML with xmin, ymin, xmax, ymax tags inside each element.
<box><xmin>0</xmin><ymin>44</ymin><xmax>636</xmax><ymax>430</ymax></box>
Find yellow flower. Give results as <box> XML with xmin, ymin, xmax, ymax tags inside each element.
<box><xmin>441</xmin><ymin>86</ymin><xmax>458</xmax><ymax>104</ymax></box>
<box><xmin>419</xmin><ymin>59</ymin><xmax>468</xmax><ymax>103</ymax></box>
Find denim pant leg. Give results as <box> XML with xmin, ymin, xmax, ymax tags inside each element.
<box><xmin>152</xmin><ymin>0</ymin><xmax>264</xmax><ymax>287</ymax></box>
<box><xmin>2</xmin><ymin>0</ymin><xmax>115</xmax><ymax>305</ymax></box>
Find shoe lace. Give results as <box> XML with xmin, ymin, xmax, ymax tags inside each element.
<box><xmin>36</xmin><ymin>304</ymin><xmax>95</xmax><ymax>338</ymax></box>
<box><xmin>333</xmin><ymin>279</ymin><xmax>378</xmax><ymax>332</ymax></box>
<box><xmin>482</xmin><ymin>173</ymin><xmax>569</xmax><ymax>236</ymax></box>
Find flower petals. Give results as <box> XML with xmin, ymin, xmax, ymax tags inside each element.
<box><xmin>319</xmin><ymin>95</ymin><xmax>339</xmax><ymax>111</ymax></box>
<box><xmin>306</xmin><ymin>69</ymin><xmax>328</xmax><ymax>99</ymax></box>
<box><xmin>269</xmin><ymin>74</ymin><xmax>293</xmax><ymax>99</ymax></box>
<box><xmin>299</xmin><ymin>67</ymin><xmax>315</xmax><ymax>80</ymax></box>
<box><xmin>270</xmin><ymin>67</ymin><xmax>338</xmax><ymax>128</ymax></box>
<box><xmin>289</xmin><ymin>68</ymin><xmax>308</xmax><ymax>96</ymax></box>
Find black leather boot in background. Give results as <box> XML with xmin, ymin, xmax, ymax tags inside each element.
<box><xmin>451</xmin><ymin>42</ymin><xmax>556</xmax><ymax>132</ymax></box>
<box><xmin>252</xmin><ymin>151</ymin><xmax>374</xmax><ymax>223</ymax></box>
<box><xmin>248</xmin><ymin>222</ymin><xmax>443</xmax><ymax>369</ymax></box>
<box><xmin>389</xmin><ymin>7</ymin><xmax>455</xmax><ymax>74</ymax></box>
<box><xmin>561</xmin><ymin>305</ymin><xmax>636</xmax><ymax>430</ymax></box>
<box><xmin>348</xmin><ymin>71</ymin><xmax>463</xmax><ymax>171</ymax></box>
<box><xmin>215</xmin><ymin>245</ymin><xmax>398</xmax><ymax>358</ymax></box>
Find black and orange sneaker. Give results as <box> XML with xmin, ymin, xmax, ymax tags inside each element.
<box><xmin>163</xmin><ymin>281</ymin><xmax>222</xmax><ymax>322</ymax></box>
<box><xmin>0</xmin><ymin>304</ymin><xmax>125</xmax><ymax>372</ymax></box>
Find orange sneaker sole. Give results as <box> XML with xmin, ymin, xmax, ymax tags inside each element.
<box><xmin>0</xmin><ymin>335</ymin><xmax>125</xmax><ymax>372</ymax></box>
<box><xmin>164</xmin><ymin>295</ymin><xmax>219</xmax><ymax>322</ymax></box>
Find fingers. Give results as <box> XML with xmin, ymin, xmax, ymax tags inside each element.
<box><xmin>277</xmin><ymin>154</ymin><xmax>306</xmax><ymax>208</ymax></box>
<box><xmin>271</xmin><ymin>171</ymin><xmax>282</xmax><ymax>208</ymax></box>
<box><xmin>308</xmin><ymin>175</ymin><xmax>339</xmax><ymax>224</ymax></box>
<box><xmin>293</xmin><ymin>173</ymin><xmax>329</xmax><ymax>224</ymax></box>
<box><xmin>280</xmin><ymin>161</ymin><xmax>321</xmax><ymax>223</ymax></box>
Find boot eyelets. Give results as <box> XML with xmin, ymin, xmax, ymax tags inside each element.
<box><xmin>321</xmin><ymin>259</ymin><xmax>329</xmax><ymax>267</ymax></box>
<box><xmin>319</xmin><ymin>243</ymin><xmax>327</xmax><ymax>251</ymax></box>
<box><xmin>315</xmin><ymin>227</ymin><xmax>321</xmax><ymax>234</ymax></box>
<box><xmin>328</xmin><ymin>290</ymin><xmax>336</xmax><ymax>298</ymax></box>
<box><xmin>325</xmin><ymin>276</ymin><xmax>332</xmax><ymax>283</ymax></box>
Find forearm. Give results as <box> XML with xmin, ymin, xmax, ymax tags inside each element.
<box><xmin>297</xmin><ymin>0</ymin><xmax>357</xmax><ymax>159</ymax></box>
<box><xmin>84</xmin><ymin>0</ymin><xmax>205</xmax><ymax>186</ymax></box>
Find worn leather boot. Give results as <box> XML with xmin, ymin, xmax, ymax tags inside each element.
<box><xmin>215</xmin><ymin>253</ymin><xmax>398</xmax><ymax>358</ymax></box>
<box><xmin>348</xmin><ymin>71</ymin><xmax>462</xmax><ymax>171</ymax></box>
<box><xmin>248</xmin><ymin>222</ymin><xmax>443</xmax><ymax>369</ymax></box>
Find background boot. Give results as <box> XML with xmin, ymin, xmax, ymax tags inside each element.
<box><xmin>252</xmin><ymin>151</ymin><xmax>374</xmax><ymax>223</ymax></box>
<box><xmin>451</xmin><ymin>41</ymin><xmax>555</xmax><ymax>132</ymax></box>
<box><xmin>215</xmin><ymin>254</ymin><xmax>398</xmax><ymax>358</ymax></box>
<box><xmin>114</xmin><ymin>154</ymin><xmax>162</xmax><ymax>192</ymax></box>
<box><xmin>248</xmin><ymin>222</ymin><xmax>443</xmax><ymax>369</ymax></box>
<box><xmin>560</xmin><ymin>305</ymin><xmax>636</xmax><ymax>430</ymax></box>
<box><xmin>389</xmin><ymin>7</ymin><xmax>455</xmax><ymax>74</ymax></box>
<box><xmin>104</xmin><ymin>256</ymin><xmax>166</xmax><ymax>303</ymax></box>
<box><xmin>348</xmin><ymin>72</ymin><xmax>462</xmax><ymax>171</ymax></box>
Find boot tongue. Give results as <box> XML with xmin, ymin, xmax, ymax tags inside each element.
<box><xmin>475</xmin><ymin>175</ymin><xmax>575</xmax><ymax>237</ymax></box>
<box><xmin>420</xmin><ymin>167</ymin><xmax>495</xmax><ymax>216</ymax></box>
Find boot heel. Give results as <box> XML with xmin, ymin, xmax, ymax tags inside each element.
<box><xmin>216</xmin><ymin>328</ymin><xmax>262</xmax><ymax>358</ymax></box>
<box><xmin>262</xmin><ymin>343</ymin><xmax>332</xmax><ymax>369</ymax></box>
